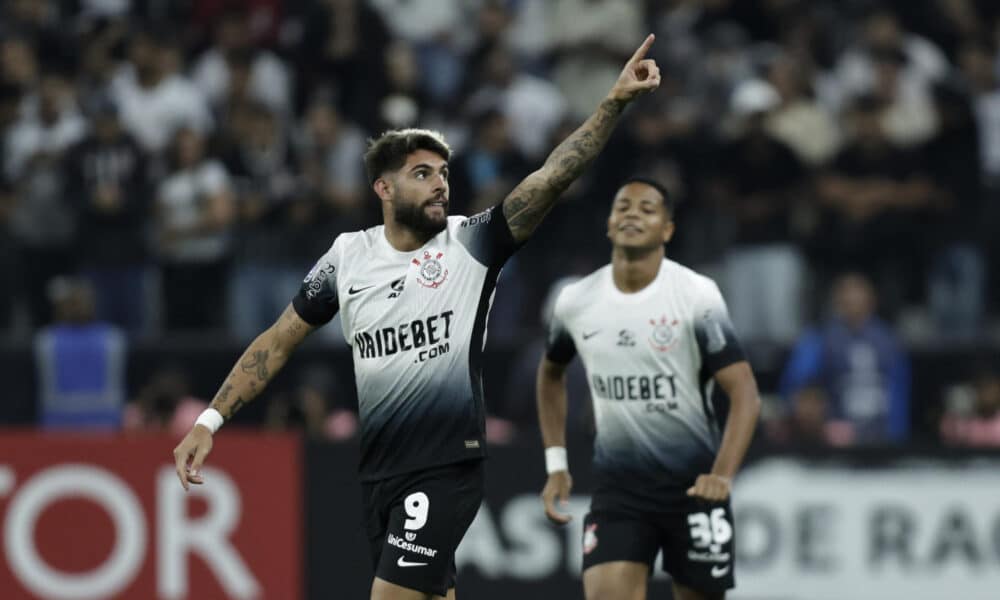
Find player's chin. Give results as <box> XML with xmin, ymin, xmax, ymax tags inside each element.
<box><xmin>419</xmin><ymin>211</ymin><xmax>448</xmax><ymax>234</ymax></box>
<box><xmin>423</xmin><ymin>204</ymin><xmax>449</xmax><ymax>220</ymax></box>
<box><xmin>614</xmin><ymin>232</ymin><xmax>656</xmax><ymax>249</ymax></box>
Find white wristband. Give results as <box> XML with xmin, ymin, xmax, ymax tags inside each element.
<box><xmin>194</xmin><ymin>408</ymin><xmax>224</xmax><ymax>434</ymax></box>
<box><xmin>545</xmin><ymin>446</ymin><xmax>568</xmax><ymax>474</ymax></box>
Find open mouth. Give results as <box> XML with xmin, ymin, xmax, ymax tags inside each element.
<box><xmin>619</xmin><ymin>223</ymin><xmax>643</xmax><ymax>234</ymax></box>
<box><xmin>425</xmin><ymin>197</ymin><xmax>448</xmax><ymax>212</ymax></box>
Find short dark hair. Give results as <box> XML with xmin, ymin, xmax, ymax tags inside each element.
<box><xmin>619</xmin><ymin>176</ymin><xmax>675</xmax><ymax>218</ymax></box>
<box><xmin>364</xmin><ymin>128</ymin><xmax>452</xmax><ymax>184</ymax></box>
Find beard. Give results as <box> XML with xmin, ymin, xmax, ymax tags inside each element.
<box><xmin>392</xmin><ymin>194</ymin><xmax>448</xmax><ymax>236</ymax></box>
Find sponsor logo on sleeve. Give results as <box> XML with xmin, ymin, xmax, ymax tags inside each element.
<box><xmin>303</xmin><ymin>261</ymin><xmax>336</xmax><ymax>299</ymax></box>
<box><xmin>461</xmin><ymin>210</ymin><xmax>492</xmax><ymax>227</ymax></box>
<box><xmin>702</xmin><ymin>310</ymin><xmax>728</xmax><ymax>353</ymax></box>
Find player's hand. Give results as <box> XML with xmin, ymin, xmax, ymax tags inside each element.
<box><xmin>541</xmin><ymin>471</ymin><xmax>573</xmax><ymax>525</ymax></box>
<box><xmin>173</xmin><ymin>424</ymin><xmax>214</xmax><ymax>491</ymax></box>
<box><xmin>608</xmin><ymin>34</ymin><xmax>661</xmax><ymax>103</ymax></box>
<box><xmin>686</xmin><ymin>474</ymin><xmax>731</xmax><ymax>502</ymax></box>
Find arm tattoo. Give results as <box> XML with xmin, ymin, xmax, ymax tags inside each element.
<box><xmin>504</xmin><ymin>98</ymin><xmax>626</xmax><ymax>241</ymax></box>
<box><xmin>209</xmin><ymin>382</ymin><xmax>233</xmax><ymax>415</ymax></box>
<box><xmin>227</xmin><ymin>396</ymin><xmax>247</xmax><ymax>421</ymax></box>
<box><xmin>208</xmin><ymin>305</ymin><xmax>308</xmax><ymax>424</ymax></box>
<box><xmin>218</xmin><ymin>383</ymin><xmax>233</xmax><ymax>402</ymax></box>
<box><xmin>240</xmin><ymin>350</ymin><xmax>270</xmax><ymax>381</ymax></box>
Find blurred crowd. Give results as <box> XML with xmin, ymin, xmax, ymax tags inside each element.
<box><xmin>2</xmin><ymin>0</ymin><xmax>1000</xmax><ymax>447</ymax></box>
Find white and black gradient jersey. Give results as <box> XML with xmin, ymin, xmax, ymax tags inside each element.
<box><xmin>292</xmin><ymin>205</ymin><xmax>519</xmax><ymax>481</ymax></box>
<box><xmin>546</xmin><ymin>259</ymin><xmax>746</xmax><ymax>511</ymax></box>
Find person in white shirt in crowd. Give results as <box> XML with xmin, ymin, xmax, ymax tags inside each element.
<box><xmin>110</xmin><ymin>27</ymin><xmax>213</xmax><ymax>155</ymax></box>
<box><xmin>154</xmin><ymin>128</ymin><xmax>235</xmax><ymax>331</ymax></box>
<box><xmin>191</xmin><ymin>7</ymin><xmax>292</xmax><ymax>118</ymax></box>
<box><xmin>549</xmin><ymin>0</ymin><xmax>644</xmax><ymax>120</ymax></box>
<box><xmin>464</xmin><ymin>43</ymin><xmax>568</xmax><ymax>161</ymax></box>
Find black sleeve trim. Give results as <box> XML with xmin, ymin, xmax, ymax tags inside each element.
<box><xmin>456</xmin><ymin>204</ymin><xmax>523</xmax><ymax>268</ymax></box>
<box><xmin>292</xmin><ymin>292</ymin><xmax>338</xmax><ymax>326</ymax></box>
<box><xmin>489</xmin><ymin>203</ymin><xmax>523</xmax><ymax>258</ymax></box>
<box><xmin>695</xmin><ymin>310</ymin><xmax>746</xmax><ymax>375</ymax></box>
<box><xmin>702</xmin><ymin>343</ymin><xmax>745</xmax><ymax>375</ymax></box>
<box><xmin>544</xmin><ymin>323</ymin><xmax>577</xmax><ymax>365</ymax></box>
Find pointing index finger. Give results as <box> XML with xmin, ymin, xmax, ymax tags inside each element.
<box><xmin>628</xmin><ymin>34</ymin><xmax>656</xmax><ymax>65</ymax></box>
<box><xmin>174</xmin><ymin>453</ymin><xmax>189</xmax><ymax>491</ymax></box>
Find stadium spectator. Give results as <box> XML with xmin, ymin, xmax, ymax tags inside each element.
<box><xmin>921</xmin><ymin>81</ymin><xmax>987</xmax><ymax>339</ymax></box>
<box><xmin>4</xmin><ymin>68</ymin><xmax>86</xmax><ymax>181</ymax></box>
<box><xmin>940</xmin><ymin>367</ymin><xmax>1000</xmax><ymax>447</ymax></box>
<box><xmin>5</xmin><ymin>68</ymin><xmax>85</xmax><ymax>327</ymax></box>
<box><xmin>713</xmin><ymin>79</ymin><xmax>807</xmax><ymax>343</ymax></box>
<box><xmin>780</xmin><ymin>273</ymin><xmax>911</xmax><ymax>445</ymax></box>
<box><xmin>0</xmin><ymin>36</ymin><xmax>39</xmax><ymax>102</ymax></box>
<box><xmin>764</xmin><ymin>52</ymin><xmax>842</xmax><ymax>167</ymax></box>
<box><xmin>124</xmin><ymin>366</ymin><xmax>207</xmax><ymax>437</ymax></box>
<box><xmin>369</xmin><ymin>0</ymin><xmax>464</xmax><ymax>103</ymax></box>
<box><xmin>265</xmin><ymin>365</ymin><xmax>358</xmax><ymax>441</ymax></box>
<box><xmin>296</xmin><ymin>96</ymin><xmax>368</xmax><ymax>233</ymax></box>
<box><xmin>814</xmin><ymin>95</ymin><xmax>935</xmax><ymax>315</ymax></box>
<box><xmin>464</xmin><ymin>43</ymin><xmax>568</xmax><ymax>161</ymax></box>
<box><xmin>33</xmin><ymin>277</ymin><xmax>126</xmax><ymax>429</ymax></box>
<box><xmin>191</xmin><ymin>7</ymin><xmax>292</xmax><ymax>117</ymax></box>
<box><xmin>449</xmin><ymin>108</ymin><xmax>531</xmax><ymax>216</ymax></box>
<box><xmin>868</xmin><ymin>43</ymin><xmax>939</xmax><ymax>148</ymax></box>
<box><xmin>75</xmin><ymin>19</ymin><xmax>129</xmax><ymax>112</ymax></box>
<box><xmin>765</xmin><ymin>383</ymin><xmax>858</xmax><ymax>448</ymax></box>
<box><xmin>374</xmin><ymin>40</ymin><xmax>428</xmax><ymax>132</ymax></box>
<box><xmin>549</xmin><ymin>0</ymin><xmax>643</xmax><ymax>120</ymax></box>
<box><xmin>832</xmin><ymin>6</ymin><xmax>948</xmax><ymax>111</ymax></box>
<box><xmin>110</xmin><ymin>27</ymin><xmax>213</xmax><ymax>154</ymax></box>
<box><xmin>223</xmin><ymin>104</ymin><xmax>304</xmax><ymax>340</ymax></box>
<box><xmin>154</xmin><ymin>127</ymin><xmax>235</xmax><ymax>331</ymax></box>
<box><xmin>65</xmin><ymin>95</ymin><xmax>151</xmax><ymax>335</ymax></box>
<box><xmin>294</xmin><ymin>0</ymin><xmax>392</xmax><ymax>131</ymax></box>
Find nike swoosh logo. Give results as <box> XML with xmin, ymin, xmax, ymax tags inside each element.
<box><xmin>710</xmin><ymin>564</ymin><xmax>730</xmax><ymax>578</ymax></box>
<box><xmin>348</xmin><ymin>284</ymin><xmax>376</xmax><ymax>295</ymax></box>
<box><xmin>582</xmin><ymin>330</ymin><xmax>601</xmax><ymax>340</ymax></box>
<box><xmin>397</xmin><ymin>556</ymin><xmax>428</xmax><ymax>568</ymax></box>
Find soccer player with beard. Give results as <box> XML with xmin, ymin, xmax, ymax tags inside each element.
<box><xmin>537</xmin><ymin>178</ymin><xmax>761</xmax><ymax>600</ymax></box>
<box><xmin>172</xmin><ymin>35</ymin><xmax>661</xmax><ymax>600</ymax></box>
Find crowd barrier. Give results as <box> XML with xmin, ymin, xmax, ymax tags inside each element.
<box><xmin>1</xmin><ymin>431</ymin><xmax>998</xmax><ymax>599</ymax></box>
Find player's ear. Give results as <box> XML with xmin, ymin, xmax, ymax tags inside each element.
<box><xmin>373</xmin><ymin>176</ymin><xmax>392</xmax><ymax>202</ymax></box>
<box><xmin>606</xmin><ymin>214</ymin><xmax>615</xmax><ymax>242</ymax></box>
<box><xmin>662</xmin><ymin>219</ymin><xmax>675</xmax><ymax>244</ymax></box>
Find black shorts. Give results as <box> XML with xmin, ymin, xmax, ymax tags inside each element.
<box><xmin>581</xmin><ymin>497</ymin><xmax>736</xmax><ymax>593</ymax></box>
<box><xmin>361</xmin><ymin>460</ymin><xmax>484</xmax><ymax>596</ymax></box>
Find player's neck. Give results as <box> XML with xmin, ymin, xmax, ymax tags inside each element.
<box><xmin>383</xmin><ymin>220</ymin><xmax>435</xmax><ymax>252</ymax></box>
<box><xmin>611</xmin><ymin>246</ymin><xmax>664</xmax><ymax>293</ymax></box>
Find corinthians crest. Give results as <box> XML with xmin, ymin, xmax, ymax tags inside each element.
<box><xmin>648</xmin><ymin>315</ymin><xmax>680</xmax><ymax>352</ymax></box>
<box><xmin>412</xmin><ymin>250</ymin><xmax>449</xmax><ymax>289</ymax></box>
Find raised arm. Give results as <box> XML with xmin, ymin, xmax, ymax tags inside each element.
<box><xmin>502</xmin><ymin>34</ymin><xmax>661</xmax><ymax>243</ymax></box>
<box><xmin>172</xmin><ymin>303</ymin><xmax>317</xmax><ymax>490</ymax></box>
